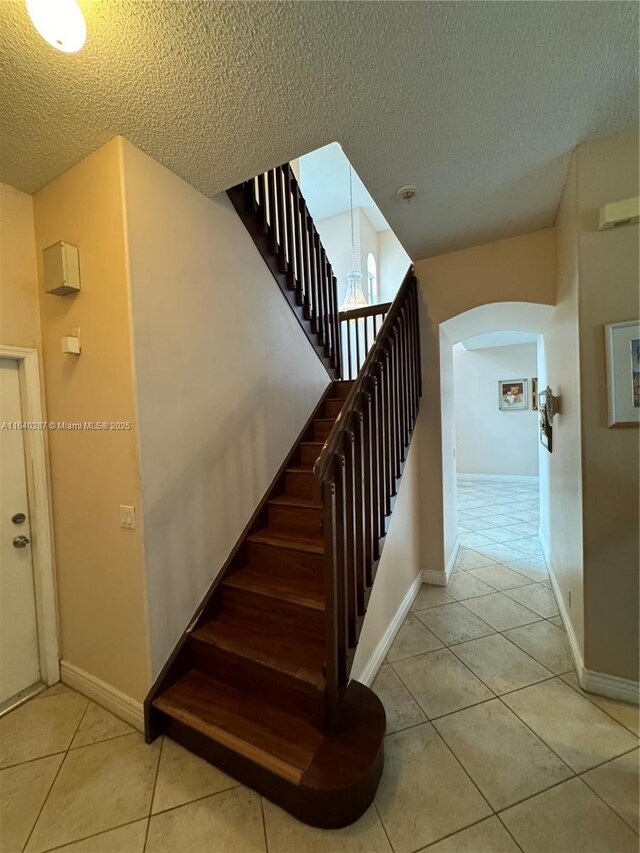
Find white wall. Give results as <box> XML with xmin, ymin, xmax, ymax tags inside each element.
<box><xmin>453</xmin><ymin>341</ymin><xmax>539</xmax><ymax>476</ymax></box>
<box><xmin>358</xmin><ymin>209</ymin><xmax>379</xmax><ymax>302</ymax></box>
<box><xmin>121</xmin><ymin>141</ymin><xmax>331</xmax><ymax>675</ymax></box>
<box><xmin>315</xmin><ymin>210</ymin><xmax>357</xmax><ymax>307</ymax></box>
<box><xmin>379</xmin><ymin>228</ymin><xmax>411</xmax><ymax>302</ymax></box>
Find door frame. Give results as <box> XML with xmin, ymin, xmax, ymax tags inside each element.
<box><xmin>1</xmin><ymin>344</ymin><xmax>59</xmax><ymax>685</ymax></box>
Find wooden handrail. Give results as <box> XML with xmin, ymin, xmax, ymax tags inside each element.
<box><xmin>338</xmin><ymin>302</ymin><xmax>392</xmax><ymax>322</ymax></box>
<box><xmin>314</xmin><ymin>266</ymin><xmax>422</xmax><ymax>727</ymax></box>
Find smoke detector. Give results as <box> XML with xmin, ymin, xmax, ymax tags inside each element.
<box><xmin>396</xmin><ymin>185</ymin><xmax>417</xmax><ymax>202</ymax></box>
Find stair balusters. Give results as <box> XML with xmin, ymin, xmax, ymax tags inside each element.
<box><xmin>314</xmin><ymin>269</ymin><xmax>421</xmax><ymax>727</ymax></box>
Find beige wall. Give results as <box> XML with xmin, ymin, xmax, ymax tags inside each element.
<box><xmin>120</xmin><ymin>141</ymin><xmax>331</xmax><ymax>675</ymax></box>
<box><xmin>577</xmin><ymin>130</ymin><xmax>639</xmax><ymax>681</ymax></box>
<box><xmin>539</xmin><ymin>151</ymin><xmax>585</xmax><ymax>660</ymax></box>
<box><xmin>33</xmin><ymin>138</ymin><xmax>151</xmax><ymax>701</ymax></box>
<box><xmin>352</xmin><ymin>427</ymin><xmax>422</xmax><ymax>680</ymax></box>
<box><xmin>454</xmin><ymin>342</ymin><xmax>539</xmax><ymax>477</ymax></box>
<box><xmin>414</xmin><ymin>229</ymin><xmax>556</xmax><ymax>577</ymax></box>
<box><xmin>0</xmin><ymin>183</ymin><xmax>40</xmax><ymax>349</ymax></box>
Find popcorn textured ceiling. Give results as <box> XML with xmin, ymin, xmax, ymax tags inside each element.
<box><xmin>1</xmin><ymin>1</ymin><xmax>637</xmax><ymax>258</ymax></box>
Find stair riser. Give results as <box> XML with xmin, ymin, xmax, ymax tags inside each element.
<box><xmin>268</xmin><ymin>504</ymin><xmax>323</xmax><ymax>536</ymax></box>
<box><xmin>190</xmin><ymin>640</ymin><xmax>324</xmax><ymax>724</ymax></box>
<box><xmin>331</xmin><ymin>381</ymin><xmax>354</xmax><ymax>399</ymax></box>
<box><xmin>285</xmin><ymin>471</ymin><xmax>316</xmax><ymax>500</ymax></box>
<box><xmin>220</xmin><ymin>587</ymin><xmax>325</xmax><ymax>638</ymax></box>
<box><xmin>300</xmin><ymin>444</ymin><xmax>323</xmax><ymax>466</ymax></box>
<box><xmin>313</xmin><ymin>421</ymin><xmax>334</xmax><ymax>441</ymax></box>
<box><xmin>324</xmin><ymin>399</ymin><xmax>344</xmax><ymax>418</ymax></box>
<box><xmin>247</xmin><ymin>541</ymin><xmax>324</xmax><ymax>580</ymax></box>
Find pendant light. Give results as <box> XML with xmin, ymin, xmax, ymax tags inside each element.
<box><xmin>340</xmin><ymin>164</ymin><xmax>367</xmax><ymax>311</ymax></box>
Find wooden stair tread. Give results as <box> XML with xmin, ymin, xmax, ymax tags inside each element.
<box><xmin>286</xmin><ymin>463</ymin><xmax>313</xmax><ymax>473</ymax></box>
<box><xmin>192</xmin><ymin>615</ymin><xmax>325</xmax><ymax>688</ymax></box>
<box><xmin>247</xmin><ymin>527</ymin><xmax>324</xmax><ymax>554</ymax></box>
<box><xmin>154</xmin><ymin>670</ymin><xmax>323</xmax><ymax>784</ymax></box>
<box><xmin>224</xmin><ymin>565</ymin><xmax>324</xmax><ymax>611</ymax></box>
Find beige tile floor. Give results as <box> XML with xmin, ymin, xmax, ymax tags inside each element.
<box><xmin>1</xmin><ymin>479</ymin><xmax>638</xmax><ymax>852</ymax></box>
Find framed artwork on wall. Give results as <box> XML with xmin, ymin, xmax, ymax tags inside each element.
<box><xmin>532</xmin><ymin>377</ymin><xmax>539</xmax><ymax>411</ymax></box>
<box><xmin>605</xmin><ymin>320</ymin><xmax>640</xmax><ymax>427</ymax></box>
<box><xmin>498</xmin><ymin>379</ymin><xmax>528</xmax><ymax>411</ymax></box>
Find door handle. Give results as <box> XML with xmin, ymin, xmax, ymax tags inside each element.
<box><xmin>13</xmin><ymin>536</ymin><xmax>30</xmax><ymax>549</ymax></box>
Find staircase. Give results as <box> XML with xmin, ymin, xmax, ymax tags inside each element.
<box><xmin>145</xmin><ymin>162</ymin><xmax>421</xmax><ymax>828</ymax></box>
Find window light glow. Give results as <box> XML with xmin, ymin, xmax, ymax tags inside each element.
<box><xmin>26</xmin><ymin>0</ymin><xmax>86</xmax><ymax>53</ymax></box>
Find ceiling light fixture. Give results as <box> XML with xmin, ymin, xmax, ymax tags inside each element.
<box><xmin>396</xmin><ymin>185</ymin><xmax>417</xmax><ymax>202</ymax></box>
<box><xmin>26</xmin><ymin>0</ymin><xmax>86</xmax><ymax>53</ymax></box>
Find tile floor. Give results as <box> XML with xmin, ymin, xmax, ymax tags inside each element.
<box><xmin>1</xmin><ymin>478</ymin><xmax>638</xmax><ymax>852</ymax></box>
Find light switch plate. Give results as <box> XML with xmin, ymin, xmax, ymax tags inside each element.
<box><xmin>119</xmin><ymin>505</ymin><xmax>136</xmax><ymax>529</ymax></box>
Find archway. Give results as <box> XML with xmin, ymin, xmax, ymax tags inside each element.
<box><xmin>439</xmin><ymin>302</ymin><xmax>555</xmax><ymax>581</ymax></box>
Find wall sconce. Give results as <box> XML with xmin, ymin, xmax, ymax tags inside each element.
<box><xmin>539</xmin><ymin>386</ymin><xmax>560</xmax><ymax>453</ymax></box>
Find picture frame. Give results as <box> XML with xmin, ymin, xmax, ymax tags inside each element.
<box><xmin>604</xmin><ymin>320</ymin><xmax>640</xmax><ymax>427</ymax></box>
<box><xmin>539</xmin><ymin>389</ymin><xmax>553</xmax><ymax>452</ymax></box>
<box><xmin>532</xmin><ymin>377</ymin><xmax>538</xmax><ymax>411</ymax></box>
<box><xmin>498</xmin><ymin>379</ymin><xmax>528</xmax><ymax>411</ymax></box>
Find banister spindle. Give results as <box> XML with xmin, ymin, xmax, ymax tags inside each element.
<box><xmin>267</xmin><ymin>169</ymin><xmax>278</xmax><ymax>255</ymax></box>
<box><xmin>343</xmin><ymin>428</ymin><xmax>357</xmax><ymax>649</ymax></box>
<box><xmin>361</xmin><ymin>389</ymin><xmax>375</xmax><ymax>582</ymax></box>
<box><xmin>313</xmin><ymin>230</ymin><xmax>325</xmax><ymax>345</ymax></box>
<box><xmin>352</xmin><ymin>408</ymin><xmax>366</xmax><ymax>618</ymax></box>
<box><xmin>299</xmin><ymin>199</ymin><xmax>312</xmax><ymax>320</ymax></box>
<box><xmin>291</xmin><ymin>178</ymin><xmax>305</xmax><ymax>309</ymax></box>
<box><xmin>332</xmin><ymin>274</ymin><xmax>341</xmax><ymax>375</ymax></box>
<box><xmin>276</xmin><ymin>165</ymin><xmax>291</xmax><ymax>278</ymax></box>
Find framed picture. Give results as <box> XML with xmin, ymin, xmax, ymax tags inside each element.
<box><xmin>604</xmin><ymin>320</ymin><xmax>640</xmax><ymax>426</ymax></box>
<box><xmin>532</xmin><ymin>378</ymin><xmax>538</xmax><ymax>411</ymax></box>
<box><xmin>498</xmin><ymin>379</ymin><xmax>528</xmax><ymax>411</ymax></box>
<box><xmin>539</xmin><ymin>390</ymin><xmax>553</xmax><ymax>452</ymax></box>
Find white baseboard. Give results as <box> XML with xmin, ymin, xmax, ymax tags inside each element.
<box><xmin>352</xmin><ymin>573</ymin><xmax>422</xmax><ymax>687</ymax></box>
<box><xmin>458</xmin><ymin>473</ymin><xmax>539</xmax><ymax>483</ymax></box>
<box><xmin>422</xmin><ymin>536</ymin><xmax>459</xmax><ymax>587</ymax></box>
<box><xmin>60</xmin><ymin>661</ymin><xmax>145</xmax><ymax>732</ymax></box>
<box><xmin>540</xmin><ymin>533</ymin><xmax>639</xmax><ymax>707</ymax></box>
<box><xmin>582</xmin><ymin>668</ymin><xmax>640</xmax><ymax>706</ymax></box>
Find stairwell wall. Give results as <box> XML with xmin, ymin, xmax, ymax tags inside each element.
<box><xmin>120</xmin><ymin>140</ymin><xmax>332</xmax><ymax>676</ymax></box>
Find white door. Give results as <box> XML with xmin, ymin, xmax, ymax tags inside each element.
<box><xmin>0</xmin><ymin>357</ymin><xmax>40</xmax><ymax>703</ymax></box>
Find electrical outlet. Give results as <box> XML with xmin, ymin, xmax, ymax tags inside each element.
<box><xmin>567</xmin><ymin>589</ymin><xmax>572</xmax><ymax>607</ymax></box>
<box><xmin>120</xmin><ymin>505</ymin><xmax>136</xmax><ymax>529</ymax></box>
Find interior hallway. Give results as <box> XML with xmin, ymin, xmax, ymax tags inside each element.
<box><xmin>1</xmin><ymin>478</ymin><xmax>638</xmax><ymax>853</ymax></box>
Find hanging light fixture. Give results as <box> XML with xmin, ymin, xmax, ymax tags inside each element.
<box><xmin>340</xmin><ymin>163</ymin><xmax>368</xmax><ymax>311</ymax></box>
